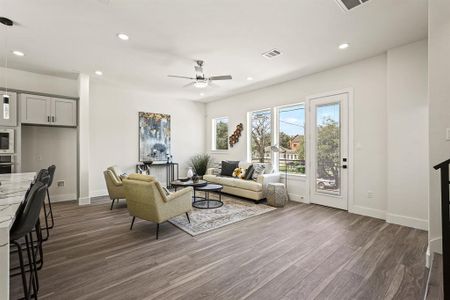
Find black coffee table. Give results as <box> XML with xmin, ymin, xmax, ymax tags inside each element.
<box><xmin>171</xmin><ymin>180</ymin><xmax>223</xmax><ymax>209</ymax></box>
<box><xmin>171</xmin><ymin>179</ymin><xmax>209</xmax><ymax>203</ymax></box>
<box><xmin>193</xmin><ymin>184</ymin><xmax>223</xmax><ymax>209</ymax></box>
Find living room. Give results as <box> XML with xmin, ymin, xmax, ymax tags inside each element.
<box><xmin>0</xmin><ymin>0</ymin><xmax>448</xmax><ymax>299</ymax></box>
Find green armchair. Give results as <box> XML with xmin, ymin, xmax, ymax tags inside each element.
<box><xmin>123</xmin><ymin>173</ymin><xmax>192</xmax><ymax>239</ymax></box>
<box><xmin>103</xmin><ymin>165</ymin><xmax>126</xmax><ymax>210</ymax></box>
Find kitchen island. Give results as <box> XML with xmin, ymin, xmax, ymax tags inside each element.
<box><xmin>0</xmin><ymin>172</ymin><xmax>36</xmax><ymax>300</ymax></box>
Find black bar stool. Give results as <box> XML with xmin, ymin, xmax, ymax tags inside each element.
<box><xmin>40</xmin><ymin>165</ymin><xmax>55</xmax><ymax>242</ymax></box>
<box><xmin>10</xmin><ymin>182</ymin><xmax>47</xmax><ymax>300</ymax></box>
<box><xmin>46</xmin><ymin>165</ymin><xmax>56</xmax><ymax>229</ymax></box>
<box><xmin>11</xmin><ymin>169</ymin><xmax>50</xmax><ymax>272</ymax></box>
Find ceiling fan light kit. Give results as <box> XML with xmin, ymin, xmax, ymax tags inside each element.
<box><xmin>168</xmin><ymin>60</ymin><xmax>232</xmax><ymax>89</ymax></box>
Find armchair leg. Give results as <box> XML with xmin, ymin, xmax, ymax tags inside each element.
<box><xmin>185</xmin><ymin>212</ymin><xmax>191</xmax><ymax>223</ymax></box>
<box><xmin>156</xmin><ymin>223</ymin><xmax>160</xmax><ymax>240</ymax></box>
<box><xmin>130</xmin><ymin>217</ymin><xmax>135</xmax><ymax>230</ymax></box>
<box><xmin>110</xmin><ymin>199</ymin><xmax>115</xmax><ymax>210</ymax></box>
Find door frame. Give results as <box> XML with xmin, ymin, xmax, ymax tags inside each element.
<box><xmin>305</xmin><ymin>88</ymin><xmax>354</xmax><ymax>211</ymax></box>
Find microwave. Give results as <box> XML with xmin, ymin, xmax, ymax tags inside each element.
<box><xmin>0</xmin><ymin>128</ymin><xmax>14</xmax><ymax>154</ymax></box>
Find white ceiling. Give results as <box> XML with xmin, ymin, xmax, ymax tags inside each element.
<box><xmin>0</xmin><ymin>0</ymin><xmax>427</xmax><ymax>102</ymax></box>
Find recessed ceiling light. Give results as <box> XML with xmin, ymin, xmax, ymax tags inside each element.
<box><xmin>117</xmin><ymin>33</ymin><xmax>129</xmax><ymax>41</ymax></box>
<box><xmin>95</xmin><ymin>70</ymin><xmax>103</xmax><ymax>76</ymax></box>
<box><xmin>247</xmin><ymin>77</ymin><xmax>253</xmax><ymax>81</ymax></box>
<box><xmin>339</xmin><ymin>43</ymin><xmax>349</xmax><ymax>50</ymax></box>
<box><xmin>12</xmin><ymin>50</ymin><xmax>24</xmax><ymax>56</ymax></box>
<box><xmin>200</xmin><ymin>93</ymin><xmax>205</xmax><ymax>96</ymax></box>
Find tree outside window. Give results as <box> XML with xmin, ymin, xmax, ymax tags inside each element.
<box><xmin>250</xmin><ymin>110</ymin><xmax>271</xmax><ymax>163</ymax></box>
<box><xmin>213</xmin><ymin>117</ymin><xmax>229</xmax><ymax>150</ymax></box>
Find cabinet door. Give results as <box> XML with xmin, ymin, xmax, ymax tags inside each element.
<box><xmin>51</xmin><ymin>98</ymin><xmax>77</xmax><ymax>127</ymax></box>
<box><xmin>20</xmin><ymin>94</ymin><xmax>51</xmax><ymax>125</ymax></box>
<box><xmin>0</xmin><ymin>92</ymin><xmax>17</xmax><ymax>126</ymax></box>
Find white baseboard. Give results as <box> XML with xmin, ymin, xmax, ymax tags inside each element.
<box><xmin>386</xmin><ymin>213</ymin><xmax>428</xmax><ymax>230</ymax></box>
<box><xmin>349</xmin><ymin>205</ymin><xmax>386</xmax><ymax>220</ymax></box>
<box><xmin>78</xmin><ymin>196</ymin><xmax>91</xmax><ymax>205</ymax></box>
<box><xmin>90</xmin><ymin>189</ymin><xmax>108</xmax><ymax>198</ymax></box>
<box><xmin>429</xmin><ymin>237</ymin><xmax>442</xmax><ymax>254</ymax></box>
<box><xmin>288</xmin><ymin>193</ymin><xmax>308</xmax><ymax>203</ymax></box>
<box><xmin>426</xmin><ymin>245</ymin><xmax>432</xmax><ymax>269</ymax></box>
<box><xmin>51</xmin><ymin>193</ymin><xmax>77</xmax><ymax>203</ymax></box>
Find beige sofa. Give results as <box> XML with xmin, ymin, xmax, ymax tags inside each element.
<box><xmin>203</xmin><ymin>162</ymin><xmax>280</xmax><ymax>202</ymax></box>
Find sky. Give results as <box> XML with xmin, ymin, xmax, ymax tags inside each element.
<box><xmin>279</xmin><ymin>103</ymin><xmax>340</xmax><ymax>137</ymax></box>
<box><xmin>280</xmin><ymin>106</ymin><xmax>305</xmax><ymax>136</ymax></box>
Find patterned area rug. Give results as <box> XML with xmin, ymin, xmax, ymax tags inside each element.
<box><xmin>169</xmin><ymin>196</ymin><xmax>276</xmax><ymax>236</ymax></box>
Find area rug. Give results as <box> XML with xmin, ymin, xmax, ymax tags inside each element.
<box><xmin>169</xmin><ymin>196</ymin><xmax>276</xmax><ymax>236</ymax></box>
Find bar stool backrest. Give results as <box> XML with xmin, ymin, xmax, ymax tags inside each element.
<box><xmin>47</xmin><ymin>165</ymin><xmax>56</xmax><ymax>188</ymax></box>
<box><xmin>10</xmin><ymin>182</ymin><xmax>47</xmax><ymax>241</ymax></box>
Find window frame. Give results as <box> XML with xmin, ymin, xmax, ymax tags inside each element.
<box><xmin>247</xmin><ymin>108</ymin><xmax>273</xmax><ymax>163</ymax></box>
<box><xmin>211</xmin><ymin>116</ymin><xmax>229</xmax><ymax>151</ymax></box>
<box><xmin>276</xmin><ymin>102</ymin><xmax>307</xmax><ymax>177</ymax></box>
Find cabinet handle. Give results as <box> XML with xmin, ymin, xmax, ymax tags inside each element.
<box><xmin>52</xmin><ymin>116</ymin><xmax>55</xmax><ymax>122</ymax></box>
<box><xmin>48</xmin><ymin>116</ymin><xmax>50</xmax><ymax>122</ymax></box>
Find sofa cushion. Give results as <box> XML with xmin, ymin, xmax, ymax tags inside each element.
<box><xmin>232</xmin><ymin>178</ymin><xmax>262</xmax><ymax>192</ymax></box>
<box><xmin>244</xmin><ymin>165</ymin><xmax>254</xmax><ymax>180</ymax></box>
<box><xmin>252</xmin><ymin>163</ymin><xmax>266</xmax><ymax>180</ymax></box>
<box><xmin>221</xmin><ymin>161</ymin><xmax>239</xmax><ymax>176</ymax></box>
<box><xmin>203</xmin><ymin>175</ymin><xmax>262</xmax><ymax>192</ymax></box>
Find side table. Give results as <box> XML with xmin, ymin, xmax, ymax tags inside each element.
<box><xmin>267</xmin><ymin>183</ymin><xmax>288</xmax><ymax>207</ymax></box>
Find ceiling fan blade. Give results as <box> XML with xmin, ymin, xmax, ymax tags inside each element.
<box><xmin>168</xmin><ymin>75</ymin><xmax>196</xmax><ymax>80</ymax></box>
<box><xmin>209</xmin><ymin>75</ymin><xmax>232</xmax><ymax>81</ymax></box>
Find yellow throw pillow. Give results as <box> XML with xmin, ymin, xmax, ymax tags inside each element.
<box><xmin>232</xmin><ymin>167</ymin><xmax>246</xmax><ymax>179</ymax></box>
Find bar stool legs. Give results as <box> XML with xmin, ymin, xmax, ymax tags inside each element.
<box><xmin>12</xmin><ymin>234</ymin><xmax>39</xmax><ymax>300</ymax></box>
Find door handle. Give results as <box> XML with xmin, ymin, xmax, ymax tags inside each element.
<box><xmin>342</xmin><ymin>165</ymin><xmax>348</xmax><ymax>169</ymax></box>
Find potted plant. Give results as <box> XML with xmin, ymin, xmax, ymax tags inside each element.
<box><xmin>189</xmin><ymin>154</ymin><xmax>212</xmax><ymax>178</ymax></box>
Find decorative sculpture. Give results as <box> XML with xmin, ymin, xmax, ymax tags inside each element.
<box><xmin>229</xmin><ymin>123</ymin><xmax>243</xmax><ymax>147</ymax></box>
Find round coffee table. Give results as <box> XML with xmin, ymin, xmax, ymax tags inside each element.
<box><xmin>193</xmin><ymin>184</ymin><xmax>223</xmax><ymax>209</ymax></box>
<box><xmin>171</xmin><ymin>179</ymin><xmax>208</xmax><ymax>202</ymax></box>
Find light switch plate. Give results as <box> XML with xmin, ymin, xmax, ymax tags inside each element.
<box><xmin>447</xmin><ymin>128</ymin><xmax>450</xmax><ymax>141</ymax></box>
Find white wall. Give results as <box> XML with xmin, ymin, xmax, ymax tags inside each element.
<box><xmin>386</xmin><ymin>40</ymin><xmax>429</xmax><ymax>230</ymax></box>
<box><xmin>206</xmin><ymin>54</ymin><xmax>388</xmax><ymax>216</ymax></box>
<box><xmin>21</xmin><ymin>126</ymin><xmax>77</xmax><ymax>201</ymax></box>
<box><xmin>78</xmin><ymin>74</ymin><xmax>90</xmax><ymax>204</ymax></box>
<box><xmin>206</xmin><ymin>41</ymin><xmax>429</xmax><ymax>229</ymax></box>
<box><xmin>428</xmin><ymin>0</ymin><xmax>450</xmax><ymax>254</ymax></box>
<box><xmin>89</xmin><ymin>81</ymin><xmax>206</xmax><ymax>197</ymax></box>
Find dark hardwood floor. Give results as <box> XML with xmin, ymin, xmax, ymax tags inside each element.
<box><xmin>10</xmin><ymin>196</ymin><xmax>429</xmax><ymax>300</ymax></box>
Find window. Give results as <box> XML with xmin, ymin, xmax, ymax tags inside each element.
<box><xmin>212</xmin><ymin>117</ymin><xmax>229</xmax><ymax>150</ymax></box>
<box><xmin>250</xmin><ymin>109</ymin><xmax>272</xmax><ymax>163</ymax></box>
<box><xmin>278</xmin><ymin>104</ymin><xmax>306</xmax><ymax>174</ymax></box>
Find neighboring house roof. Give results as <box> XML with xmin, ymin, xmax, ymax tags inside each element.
<box><xmin>290</xmin><ymin>135</ymin><xmax>301</xmax><ymax>143</ymax></box>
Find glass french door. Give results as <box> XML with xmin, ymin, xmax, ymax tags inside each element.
<box><xmin>309</xmin><ymin>93</ymin><xmax>349</xmax><ymax>210</ymax></box>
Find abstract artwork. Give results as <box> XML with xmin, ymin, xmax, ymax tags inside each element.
<box><xmin>139</xmin><ymin>112</ymin><xmax>171</xmax><ymax>162</ymax></box>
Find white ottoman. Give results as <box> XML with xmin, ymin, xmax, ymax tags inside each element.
<box><xmin>266</xmin><ymin>183</ymin><xmax>288</xmax><ymax>207</ymax></box>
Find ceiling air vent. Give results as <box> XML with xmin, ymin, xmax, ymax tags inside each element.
<box><xmin>335</xmin><ymin>0</ymin><xmax>369</xmax><ymax>11</ymax></box>
<box><xmin>262</xmin><ymin>48</ymin><xmax>282</xmax><ymax>59</ymax></box>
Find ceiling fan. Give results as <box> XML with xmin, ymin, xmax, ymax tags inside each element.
<box><xmin>168</xmin><ymin>60</ymin><xmax>232</xmax><ymax>89</ymax></box>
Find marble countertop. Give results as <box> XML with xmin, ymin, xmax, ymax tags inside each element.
<box><xmin>0</xmin><ymin>172</ymin><xmax>36</xmax><ymax>230</ymax></box>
